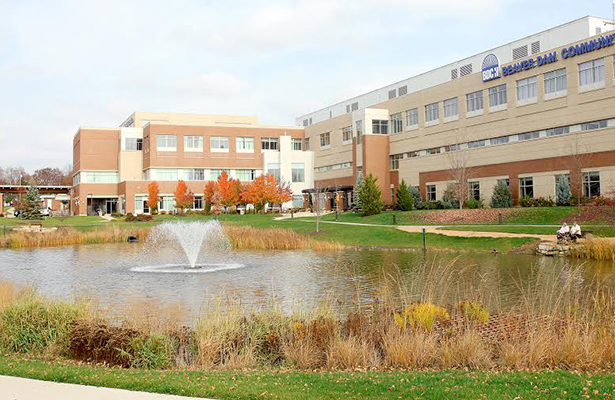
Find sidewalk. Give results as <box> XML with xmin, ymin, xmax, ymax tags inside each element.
<box><xmin>0</xmin><ymin>375</ymin><xmax>211</xmax><ymax>400</ymax></box>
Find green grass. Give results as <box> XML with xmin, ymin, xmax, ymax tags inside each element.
<box><xmin>309</xmin><ymin>207</ymin><xmax>584</xmax><ymax>226</ymax></box>
<box><xmin>1</xmin><ymin>355</ymin><xmax>614</xmax><ymax>399</ymax></box>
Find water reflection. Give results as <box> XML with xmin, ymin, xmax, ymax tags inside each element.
<box><xmin>0</xmin><ymin>243</ymin><xmax>612</xmax><ymax>322</ymax></box>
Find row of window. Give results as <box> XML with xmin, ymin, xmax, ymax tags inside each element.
<box><xmin>315</xmin><ymin>162</ymin><xmax>353</xmax><ymax>173</ymax></box>
<box><xmin>389</xmin><ymin>118</ymin><xmax>612</xmax><ymax>169</ymax></box>
<box><xmin>133</xmin><ymin>135</ymin><xmax>304</xmax><ymax>153</ymax></box>
<box><xmin>387</xmin><ymin>56</ymin><xmax>614</xmax><ymax>131</ymax></box>
<box><xmin>424</xmin><ymin>172</ymin><xmax>602</xmax><ymax>202</ymax></box>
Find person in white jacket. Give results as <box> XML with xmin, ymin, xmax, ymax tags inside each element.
<box><xmin>570</xmin><ymin>222</ymin><xmax>582</xmax><ymax>241</ymax></box>
<box><xmin>557</xmin><ymin>222</ymin><xmax>570</xmax><ymax>240</ymax></box>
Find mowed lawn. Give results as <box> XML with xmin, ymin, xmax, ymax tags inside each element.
<box><xmin>1</xmin><ymin>355</ymin><xmax>614</xmax><ymax>399</ymax></box>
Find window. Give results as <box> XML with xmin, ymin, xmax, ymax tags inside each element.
<box><xmin>160</xmin><ymin>196</ymin><xmax>176</xmax><ymax>212</ymax></box>
<box><xmin>468</xmin><ymin>140</ymin><xmax>486</xmax><ymax>148</ymax></box>
<box><xmin>579</xmin><ymin>58</ymin><xmax>605</xmax><ymax>87</ymax></box>
<box><xmin>261</xmin><ymin>137</ymin><xmax>279</xmax><ymax>150</ymax></box>
<box><xmin>267</xmin><ymin>163</ymin><xmax>280</xmax><ymax>181</ymax></box>
<box><xmin>490</xmin><ymin>136</ymin><xmax>509</xmax><ymax>145</ymax></box>
<box><xmin>305</xmin><ymin>138</ymin><xmax>310</xmax><ymax>151</ymax></box>
<box><xmin>546</xmin><ymin>126</ymin><xmax>570</xmax><ymax>136</ymax></box>
<box><xmin>391</xmin><ymin>188</ymin><xmax>395</xmax><ymax>203</ymax></box>
<box><xmin>292</xmin><ymin>138</ymin><xmax>302</xmax><ymax>151</ymax></box>
<box><xmin>193</xmin><ymin>196</ymin><xmax>204</xmax><ymax>210</ymax></box>
<box><xmin>427</xmin><ymin>147</ymin><xmax>441</xmax><ymax>155</ymax></box>
<box><xmin>520</xmin><ymin>177</ymin><xmax>534</xmax><ymax>198</ymax></box>
<box><xmin>236</xmin><ymin>169</ymin><xmax>256</xmax><ymax>181</ymax></box>
<box><xmin>390</xmin><ymin>154</ymin><xmax>402</xmax><ymax>170</ymax></box>
<box><xmin>466</xmin><ymin>90</ymin><xmax>484</xmax><ymax>113</ymax></box>
<box><xmin>489</xmin><ymin>84</ymin><xmax>507</xmax><ymax>108</ymax></box>
<box><xmin>583</xmin><ymin>172</ymin><xmax>600</xmax><ymax>197</ymax></box>
<box><xmin>582</xmin><ymin>120</ymin><xmax>608</xmax><ymax>131</ymax></box>
<box><xmin>469</xmin><ymin>182</ymin><xmax>480</xmax><ymax>200</ymax></box>
<box><xmin>498</xmin><ymin>178</ymin><xmax>510</xmax><ymax>187</ymax></box>
<box><xmin>210</xmin><ymin>169</ymin><xmax>230</xmax><ymax>180</ymax></box>
<box><xmin>518</xmin><ymin>131</ymin><xmax>540</xmax><ymax>141</ymax></box>
<box><xmin>342</xmin><ymin>126</ymin><xmax>353</xmax><ymax>143</ymax></box>
<box><xmin>372</xmin><ymin>119</ymin><xmax>389</xmax><ymax>134</ymax></box>
<box><xmin>544</xmin><ymin>68</ymin><xmax>567</xmax><ymax>95</ymax></box>
<box><xmin>406</xmin><ymin>108</ymin><xmax>419</xmax><ymax>127</ymax></box>
<box><xmin>184</xmin><ymin>169</ymin><xmax>205</xmax><ymax>181</ymax></box>
<box><xmin>390</xmin><ymin>113</ymin><xmax>403</xmax><ymax>134</ymax></box>
<box><xmin>292</xmin><ymin>195</ymin><xmax>304</xmax><ymax>209</ymax></box>
<box><xmin>425</xmin><ymin>102</ymin><xmax>439</xmax><ymax>123</ymax></box>
<box><xmin>135</xmin><ymin>196</ymin><xmax>149</xmax><ymax>214</ymax></box>
<box><xmin>443</xmin><ymin>97</ymin><xmax>458</xmax><ymax>119</ymax></box>
<box><xmin>143</xmin><ymin>136</ymin><xmax>149</xmax><ymax>153</ymax></box>
<box><xmin>320</xmin><ymin>132</ymin><xmax>330</xmax><ymax>148</ymax></box>
<box><xmin>184</xmin><ymin>136</ymin><xmax>203</xmax><ymax>152</ymax></box>
<box><xmin>84</xmin><ymin>171</ymin><xmax>118</xmax><ymax>183</ymax></box>
<box><xmin>236</xmin><ymin>137</ymin><xmax>254</xmax><ymax>152</ymax></box>
<box><xmin>356</xmin><ymin>120</ymin><xmax>363</xmax><ymax>144</ymax></box>
<box><xmin>156</xmin><ymin>169</ymin><xmax>178</xmax><ymax>181</ymax></box>
<box><xmin>292</xmin><ymin>163</ymin><xmax>305</xmax><ymax>183</ymax></box>
<box><xmin>210</xmin><ymin>136</ymin><xmax>229</xmax><ymax>151</ymax></box>
<box><xmin>72</xmin><ymin>174</ymin><xmax>80</xmax><ymax>186</ymax></box>
<box><xmin>426</xmin><ymin>185</ymin><xmax>436</xmax><ymax>201</ymax></box>
<box><xmin>156</xmin><ymin>134</ymin><xmax>177</xmax><ymax>151</ymax></box>
<box><xmin>517</xmin><ymin>76</ymin><xmax>537</xmax><ymax>102</ymax></box>
<box><xmin>125</xmin><ymin>138</ymin><xmax>143</xmax><ymax>151</ymax></box>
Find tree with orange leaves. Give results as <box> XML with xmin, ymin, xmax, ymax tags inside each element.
<box><xmin>204</xmin><ymin>180</ymin><xmax>218</xmax><ymax>214</ymax></box>
<box><xmin>147</xmin><ymin>181</ymin><xmax>161</xmax><ymax>214</ymax></box>
<box><xmin>217</xmin><ymin>171</ymin><xmax>241</xmax><ymax>213</ymax></box>
<box><xmin>241</xmin><ymin>173</ymin><xmax>292</xmax><ymax>213</ymax></box>
<box><xmin>174</xmin><ymin>180</ymin><xmax>194</xmax><ymax>213</ymax></box>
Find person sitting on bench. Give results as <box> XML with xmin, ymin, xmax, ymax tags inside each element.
<box><xmin>557</xmin><ymin>222</ymin><xmax>570</xmax><ymax>240</ymax></box>
<box><xmin>570</xmin><ymin>222</ymin><xmax>582</xmax><ymax>241</ymax></box>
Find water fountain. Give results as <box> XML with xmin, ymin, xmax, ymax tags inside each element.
<box><xmin>131</xmin><ymin>220</ymin><xmax>245</xmax><ymax>273</ymax></box>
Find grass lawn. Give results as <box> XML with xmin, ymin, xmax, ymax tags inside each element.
<box><xmin>310</xmin><ymin>207</ymin><xmax>583</xmax><ymax>226</ymax></box>
<box><xmin>1</xmin><ymin>355</ymin><xmax>614</xmax><ymax>399</ymax></box>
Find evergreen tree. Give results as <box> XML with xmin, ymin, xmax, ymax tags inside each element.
<box><xmin>441</xmin><ymin>183</ymin><xmax>460</xmax><ymax>209</ymax></box>
<box><xmin>490</xmin><ymin>180</ymin><xmax>513</xmax><ymax>208</ymax></box>
<box><xmin>359</xmin><ymin>174</ymin><xmax>384</xmax><ymax>216</ymax></box>
<box><xmin>20</xmin><ymin>186</ymin><xmax>43</xmax><ymax>220</ymax></box>
<box><xmin>395</xmin><ymin>179</ymin><xmax>414</xmax><ymax>211</ymax></box>
<box><xmin>556</xmin><ymin>175</ymin><xmax>572</xmax><ymax>206</ymax></box>
<box><xmin>351</xmin><ymin>170</ymin><xmax>364</xmax><ymax>212</ymax></box>
<box><xmin>409</xmin><ymin>186</ymin><xmax>422</xmax><ymax>209</ymax></box>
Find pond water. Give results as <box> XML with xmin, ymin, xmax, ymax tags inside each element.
<box><xmin>0</xmin><ymin>243</ymin><xmax>614</xmax><ymax>321</ymax></box>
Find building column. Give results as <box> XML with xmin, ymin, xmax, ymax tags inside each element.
<box><xmin>0</xmin><ymin>193</ymin><xmax>3</xmax><ymax>215</ymax></box>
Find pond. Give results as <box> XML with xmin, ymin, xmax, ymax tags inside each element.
<box><xmin>1</xmin><ymin>242</ymin><xmax>614</xmax><ymax>322</ymax></box>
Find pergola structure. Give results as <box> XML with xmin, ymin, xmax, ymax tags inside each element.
<box><xmin>0</xmin><ymin>185</ymin><xmax>71</xmax><ymax>215</ymax></box>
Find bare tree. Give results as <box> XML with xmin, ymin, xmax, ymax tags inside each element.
<box><xmin>446</xmin><ymin>132</ymin><xmax>475</xmax><ymax>213</ymax></box>
<box><xmin>32</xmin><ymin>167</ymin><xmax>64</xmax><ymax>185</ymax></box>
<box><xmin>568</xmin><ymin>130</ymin><xmax>593</xmax><ymax>216</ymax></box>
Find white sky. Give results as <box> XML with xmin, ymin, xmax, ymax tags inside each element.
<box><xmin>0</xmin><ymin>0</ymin><xmax>612</xmax><ymax>170</ymax></box>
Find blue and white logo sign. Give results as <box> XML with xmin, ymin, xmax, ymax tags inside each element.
<box><xmin>481</xmin><ymin>54</ymin><xmax>500</xmax><ymax>82</ymax></box>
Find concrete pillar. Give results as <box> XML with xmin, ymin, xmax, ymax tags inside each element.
<box><xmin>0</xmin><ymin>193</ymin><xmax>3</xmax><ymax>215</ymax></box>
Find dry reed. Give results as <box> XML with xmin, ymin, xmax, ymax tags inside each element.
<box><xmin>569</xmin><ymin>238</ymin><xmax>615</xmax><ymax>261</ymax></box>
<box><xmin>223</xmin><ymin>225</ymin><xmax>343</xmax><ymax>251</ymax></box>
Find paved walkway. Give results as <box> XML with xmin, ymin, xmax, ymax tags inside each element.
<box><xmin>0</xmin><ymin>375</ymin><xmax>210</xmax><ymax>400</ymax></box>
<box><xmin>396</xmin><ymin>225</ymin><xmax>555</xmax><ymax>241</ymax></box>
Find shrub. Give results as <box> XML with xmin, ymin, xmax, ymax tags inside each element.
<box><xmin>160</xmin><ymin>210</ymin><xmax>167</xmax><ymax>215</ymax></box>
<box><xmin>419</xmin><ymin>201</ymin><xmax>444</xmax><ymax>210</ymax></box>
<box><xmin>409</xmin><ymin>186</ymin><xmax>422</xmax><ymax>210</ymax></box>
<box><xmin>456</xmin><ymin>301</ymin><xmax>489</xmax><ymax>324</ymax></box>
<box><xmin>68</xmin><ymin>320</ymin><xmax>139</xmax><ymax>367</ymax></box>
<box><xmin>519</xmin><ymin>196</ymin><xmax>555</xmax><ymax>207</ymax></box>
<box><xmin>121</xmin><ymin>333</ymin><xmax>178</xmax><ymax>369</ymax></box>
<box><xmin>490</xmin><ymin>181</ymin><xmax>513</xmax><ymax>208</ymax></box>
<box><xmin>125</xmin><ymin>214</ymin><xmax>153</xmax><ymax>222</ymax></box>
<box><xmin>464</xmin><ymin>198</ymin><xmax>484</xmax><ymax>209</ymax></box>
<box><xmin>359</xmin><ymin>174</ymin><xmax>384</xmax><ymax>216</ymax></box>
<box><xmin>0</xmin><ymin>297</ymin><xmax>87</xmax><ymax>354</ymax></box>
<box><xmin>395</xmin><ymin>180</ymin><xmax>414</xmax><ymax>211</ymax></box>
<box><xmin>556</xmin><ymin>176</ymin><xmax>571</xmax><ymax>206</ymax></box>
<box><xmin>0</xmin><ymin>213</ymin><xmax>4</xmax><ymax>218</ymax></box>
<box><xmin>110</xmin><ymin>212</ymin><xmax>121</xmax><ymax>218</ymax></box>
<box><xmin>441</xmin><ymin>184</ymin><xmax>459</xmax><ymax>209</ymax></box>
<box><xmin>394</xmin><ymin>303</ymin><xmax>450</xmax><ymax>331</ymax></box>
<box><xmin>570</xmin><ymin>194</ymin><xmax>591</xmax><ymax>206</ymax></box>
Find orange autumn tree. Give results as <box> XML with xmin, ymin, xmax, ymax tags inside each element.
<box><xmin>174</xmin><ymin>180</ymin><xmax>194</xmax><ymax>213</ymax></box>
<box><xmin>217</xmin><ymin>171</ymin><xmax>241</xmax><ymax>213</ymax></box>
<box><xmin>241</xmin><ymin>173</ymin><xmax>292</xmax><ymax>213</ymax></box>
<box><xmin>204</xmin><ymin>180</ymin><xmax>218</xmax><ymax>214</ymax></box>
<box><xmin>147</xmin><ymin>181</ymin><xmax>161</xmax><ymax>214</ymax></box>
